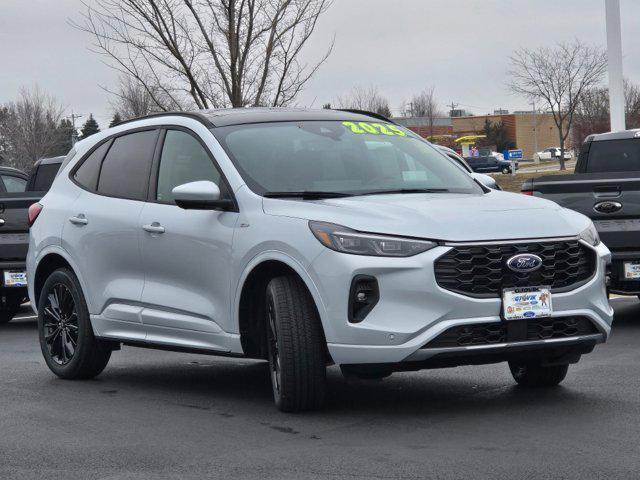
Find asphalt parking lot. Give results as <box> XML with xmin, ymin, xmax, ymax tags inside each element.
<box><xmin>1</xmin><ymin>299</ymin><xmax>639</xmax><ymax>480</ymax></box>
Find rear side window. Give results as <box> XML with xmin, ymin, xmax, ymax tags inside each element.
<box><xmin>31</xmin><ymin>163</ymin><xmax>61</xmax><ymax>191</ymax></box>
<box><xmin>74</xmin><ymin>141</ymin><xmax>111</xmax><ymax>191</ymax></box>
<box><xmin>1</xmin><ymin>175</ymin><xmax>27</xmax><ymax>192</ymax></box>
<box><xmin>98</xmin><ymin>130</ymin><xmax>158</xmax><ymax>200</ymax></box>
<box><xmin>587</xmin><ymin>139</ymin><xmax>640</xmax><ymax>172</ymax></box>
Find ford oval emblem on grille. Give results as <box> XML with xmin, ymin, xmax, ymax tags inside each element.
<box><xmin>593</xmin><ymin>201</ymin><xmax>622</xmax><ymax>214</ymax></box>
<box><xmin>506</xmin><ymin>254</ymin><xmax>543</xmax><ymax>273</ymax></box>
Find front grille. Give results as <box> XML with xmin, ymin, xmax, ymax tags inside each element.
<box><xmin>424</xmin><ymin>317</ymin><xmax>599</xmax><ymax>349</ymax></box>
<box><xmin>434</xmin><ymin>240</ymin><xmax>596</xmax><ymax>298</ymax></box>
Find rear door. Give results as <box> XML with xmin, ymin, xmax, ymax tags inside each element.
<box><xmin>138</xmin><ymin>128</ymin><xmax>238</xmax><ymax>350</ymax></box>
<box><xmin>63</xmin><ymin>129</ymin><xmax>159</xmax><ymax>340</ymax></box>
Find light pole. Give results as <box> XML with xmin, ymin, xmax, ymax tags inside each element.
<box><xmin>532</xmin><ymin>101</ymin><xmax>539</xmax><ymax>163</ymax></box>
<box><xmin>605</xmin><ymin>0</ymin><xmax>625</xmax><ymax>131</ymax></box>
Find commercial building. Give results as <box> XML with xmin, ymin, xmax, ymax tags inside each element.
<box><xmin>451</xmin><ymin>112</ymin><xmax>561</xmax><ymax>159</ymax></box>
<box><xmin>396</xmin><ymin>112</ymin><xmax>563</xmax><ymax>160</ymax></box>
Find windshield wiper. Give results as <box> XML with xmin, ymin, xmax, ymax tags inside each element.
<box><xmin>359</xmin><ymin>188</ymin><xmax>450</xmax><ymax>196</ymax></box>
<box><xmin>263</xmin><ymin>191</ymin><xmax>355</xmax><ymax>199</ymax></box>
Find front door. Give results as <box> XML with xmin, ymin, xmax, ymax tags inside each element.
<box><xmin>139</xmin><ymin>129</ymin><xmax>238</xmax><ymax>351</ymax></box>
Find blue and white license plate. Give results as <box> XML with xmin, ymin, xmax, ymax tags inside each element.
<box><xmin>502</xmin><ymin>286</ymin><xmax>552</xmax><ymax>321</ymax></box>
<box><xmin>3</xmin><ymin>271</ymin><xmax>27</xmax><ymax>288</ymax></box>
<box><xmin>623</xmin><ymin>261</ymin><xmax>640</xmax><ymax>280</ymax></box>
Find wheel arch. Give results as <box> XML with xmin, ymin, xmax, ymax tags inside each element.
<box><xmin>33</xmin><ymin>248</ymin><xmax>87</xmax><ymax>312</ymax></box>
<box><xmin>235</xmin><ymin>253</ymin><xmax>329</xmax><ymax>359</ymax></box>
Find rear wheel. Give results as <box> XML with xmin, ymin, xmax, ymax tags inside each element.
<box><xmin>38</xmin><ymin>268</ymin><xmax>111</xmax><ymax>379</ymax></box>
<box><xmin>0</xmin><ymin>297</ymin><xmax>22</xmax><ymax>324</ymax></box>
<box><xmin>509</xmin><ymin>361</ymin><xmax>568</xmax><ymax>387</ymax></box>
<box><xmin>265</xmin><ymin>275</ymin><xmax>326</xmax><ymax>412</ymax></box>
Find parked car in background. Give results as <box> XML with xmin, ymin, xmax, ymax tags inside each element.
<box><xmin>436</xmin><ymin>145</ymin><xmax>500</xmax><ymax>189</ymax></box>
<box><xmin>0</xmin><ymin>166</ymin><xmax>28</xmax><ymax>193</ymax></box>
<box><xmin>522</xmin><ymin>129</ymin><xmax>640</xmax><ymax>296</ymax></box>
<box><xmin>465</xmin><ymin>155</ymin><xmax>518</xmax><ymax>174</ymax></box>
<box><xmin>0</xmin><ymin>156</ymin><xmax>64</xmax><ymax>324</ymax></box>
<box><xmin>534</xmin><ymin>147</ymin><xmax>572</xmax><ymax>162</ymax></box>
<box><xmin>28</xmin><ymin>108</ymin><xmax>611</xmax><ymax>412</ymax></box>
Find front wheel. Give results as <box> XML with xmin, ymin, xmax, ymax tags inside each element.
<box><xmin>509</xmin><ymin>361</ymin><xmax>568</xmax><ymax>387</ymax></box>
<box><xmin>38</xmin><ymin>268</ymin><xmax>111</xmax><ymax>379</ymax></box>
<box><xmin>502</xmin><ymin>167</ymin><xmax>510</xmax><ymax>174</ymax></box>
<box><xmin>265</xmin><ymin>275</ymin><xmax>326</xmax><ymax>412</ymax></box>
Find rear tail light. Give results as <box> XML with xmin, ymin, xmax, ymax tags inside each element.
<box><xmin>521</xmin><ymin>190</ymin><xmax>533</xmax><ymax>196</ymax></box>
<box><xmin>28</xmin><ymin>203</ymin><xmax>43</xmax><ymax>227</ymax></box>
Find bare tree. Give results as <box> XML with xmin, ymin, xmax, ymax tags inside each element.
<box><xmin>410</xmin><ymin>86</ymin><xmax>443</xmax><ymax>137</ymax></box>
<box><xmin>0</xmin><ymin>87</ymin><xmax>64</xmax><ymax>171</ymax></box>
<box><xmin>508</xmin><ymin>41</ymin><xmax>607</xmax><ymax>169</ymax></box>
<box><xmin>74</xmin><ymin>0</ymin><xmax>334</xmax><ymax>110</ymax></box>
<box><xmin>336</xmin><ymin>86</ymin><xmax>392</xmax><ymax>118</ymax></box>
<box><xmin>571</xmin><ymin>86</ymin><xmax>609</xmax><ymax>146</ymax></box>
<box><xmin>625</xmin><ymin>79</ymin><xmax>640</xmax><ymax>128</ymax></box>
<box><xmin>109</xmin><ymin>75</ymin><xmax>178</xmax><ymax>120</ymax></box>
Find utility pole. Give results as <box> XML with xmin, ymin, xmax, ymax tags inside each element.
<box><xmin>532</xmin><ymin>101</ymin><xmax>539</xmax><ymax>163</ymax></box>
<box><xmin>67</xmin><ymin>112</ymin><xmax>83</xmax><ymax>146</ymax></box>
<box><xmin>605</xmin><ymin>0</ymin><xmax>625</xmax><ymax>131</ymax></box>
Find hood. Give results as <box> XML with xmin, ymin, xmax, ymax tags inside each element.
<box><xmin>262</xmin><ymin>191</ymin><xmax>591</xmax><ymax>242</ymax></box>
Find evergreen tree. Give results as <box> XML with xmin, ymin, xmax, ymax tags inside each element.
<box><xmin>54</xmin><ymin>118</ymin><xmax>74</xmax><ymax>155</ymax></box>
<box><xmin>109</xmin><ymin>112</ymin><xmax>123</xmax><ymax>128</ymax></box>
<box><xmin>80</xmin><ymin>114</ymin><xmax>100</xmax><ymax>140</ymax></box>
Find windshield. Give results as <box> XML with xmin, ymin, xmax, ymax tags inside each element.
<box><xmin>212</xmin><ymin>121</ymin><xmax>482</xmax><ymax>196</ymax></box>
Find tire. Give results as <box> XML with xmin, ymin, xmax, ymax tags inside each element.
<box><xmin>502</xmin><ymin>167</ymin><xmax>510</xmax><ymax>174</ymax></box>
<box><xmin>0</xmin><ymin>297</ymin><xmax>21</xmax><ymax>325</ymax></box>
<box><xmin>265</xmin><ymin>275</ymin><xmax>326</xmax><ymax>412</ymax></box>
<box><xmin>509</xmin><ymin>361</ymin><xmax>569</xmax><ymax>387</ymax></box>
<box><xmin>38</xmin><ymin>268</ymin><xmax>111</xmax><ymax>380</ymax></box>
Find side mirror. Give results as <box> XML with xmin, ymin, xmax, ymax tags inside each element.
<box><xmin>171</xmin><ymin>181</ymin><xmax>235</xmax><ymax>211</ymax></box>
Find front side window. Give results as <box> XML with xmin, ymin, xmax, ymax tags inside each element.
<box><xmin>156</xmin><ymin>130</ymin><xmax>222</xmax><ymax>203</ymax></box>
<box><xmin>98</xmin><ymin>130</ymin><xmax>158</xmax><ymax>200</ymax></box>
<box><xmin>213</xmin><ymin>121</ymin><xmax>481</xmax><ymax>195</ymax></box>
<box><xmin>1</xmin><ymin>175</ymin><xmax>27</xmax><ymax>192</ymax></box>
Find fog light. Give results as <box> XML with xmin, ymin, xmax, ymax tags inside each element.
<box><xmin>349</xmin><ymin>275</ymin><xmax>379</xmax><ymax>323</ymax></box>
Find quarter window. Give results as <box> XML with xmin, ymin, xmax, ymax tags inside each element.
<box><xmin>74</xmin><ymin>141</ymin><xmax>111</xmax><ymax>191</ymax></box>
<box><xmin>98</xmin><ymin>130</ymin><xmax>158</xmax><ymax>200</ymax></box>
<box><xmin>156</xmin><ymin>130</ymin><xmax>222</xmax><ymax>203</ymax></box>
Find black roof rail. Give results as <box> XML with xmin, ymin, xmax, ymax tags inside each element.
<box><xmin>335</xmin><ymin>109</ymin><xmax>397</xmax><ymax>125</ymax></box>
<box><xmin>112</xmin><ymin>111</ymin><xmax>214</xmax><ymax>129</ymax></box>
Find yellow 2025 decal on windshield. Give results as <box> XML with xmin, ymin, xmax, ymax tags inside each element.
<box><xmin>342</xmin><ymin>121</ymin><xmax>407</xmax><ymax>137</ymax></box>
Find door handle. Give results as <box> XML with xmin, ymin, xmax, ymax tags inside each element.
<box><xmin>69</xmin><ymin>215</ymin><xmax>88</xmax><ymax>226</ymax></box>
<box><xmin>142</xmin><ymin>222</ymin><xmax>165</xmax><ymax>234</ymax></box>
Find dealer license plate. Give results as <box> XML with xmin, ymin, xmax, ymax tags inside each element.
<box><xmin>3</xmin><ymin>271</ymin><xmax>27</xmax><ymax>288</ymax></box>
<box><xmin>623</xmin><ymin>261</ymin><xmax>640</xmax><ymax>280</ymax></box>
<box><xmin>502</xmin><ymin>286</ymin><xmax>552</xmax><ymax>321</ymax></box>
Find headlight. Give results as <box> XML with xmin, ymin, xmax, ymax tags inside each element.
<box><xmin>309</xmin><ymin>221</ymin><xmax>436</xmax><ymax>257</ymax></box>
<box><xmin>579</xmin><ymin>223</ymin><xmax>600</xmax><ymax>246</ymax></box>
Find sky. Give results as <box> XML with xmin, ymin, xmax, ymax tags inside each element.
<box><xmin>1</xmin><ymin>0</ymin><xmax>639</xmax><ymax>129</ymax></box>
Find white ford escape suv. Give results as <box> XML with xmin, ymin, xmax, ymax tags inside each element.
<box><xmin>27</xmin><ymin>108</ymin><xmax>613</xmax><ymax>412</ymax></box>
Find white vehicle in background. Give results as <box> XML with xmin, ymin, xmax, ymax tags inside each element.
<box><xmin>436</xmin><ymin>145</ymin><xmax>500</xmax><ymax>190</ymax></box>
<box><xmin>534</xmin><ymin>147</ymin><xmax>573</xmax><ymax>162</ymax></box>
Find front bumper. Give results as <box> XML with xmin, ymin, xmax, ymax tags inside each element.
<box><xmin>607</xmin><ymin>251</ymin><xmax>640</xmax><ymax>295</ymax></box>
<box><xmin>309</xmin><ymin>240</ymin><xmax>613</xmax><ymax>366</ymax></box>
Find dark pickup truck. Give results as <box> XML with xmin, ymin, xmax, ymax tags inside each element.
<box><xmin>0</xmin><ymin>156</ymin><xmax>64</xmax><ymax>323</ymax></box>
<box><xmin>522</xmin><ymin>129</ymin><xmax>640</xmax><ymax>296</ymax></box>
